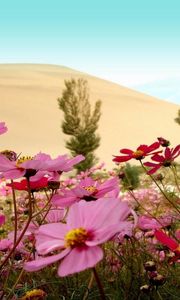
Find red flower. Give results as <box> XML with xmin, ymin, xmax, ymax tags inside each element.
<box><xmin>154</xmin><ymin>230</ymin><xmax>180</xmax><ymax>262</ymax></box>
<box><xmin>144</xmin><ymin>145</ymin><xmax>180</xmax><ymax>174</ymax></box>
<box><xmin>113</xmin><ymin>142</ymin><xmax>161</xmax><ymax>163</ymax></box>
<box><xmin>7</xmin><ymin>177</ymin><xmax>48</xmax><ymax>191</ymax></box>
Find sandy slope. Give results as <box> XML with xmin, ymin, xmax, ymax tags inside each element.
<box><xmin>0</xmin><ymin>64</ymin><xmax>179</xmax><ymax>169</ymax></box>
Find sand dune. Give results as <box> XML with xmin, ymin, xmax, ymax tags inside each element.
<box><xmin>0</xmin><ymin>64</ymin><xmax>179</xmax><ymax>169</ymax></box>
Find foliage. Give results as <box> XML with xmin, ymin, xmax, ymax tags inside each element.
<box><xmin>174</xmin><ymin>109</ymin><xmax>180</xmax><ymax>125</ymax></box>
<box><xmin>57</xmin><ymin>78</ymin><xmax>102</xmax><ymax>172</ymax></box>
<box><xmin>119</xmin><ymin>163</ymin><xmax>140</xmax><ymax>191</ymax></box>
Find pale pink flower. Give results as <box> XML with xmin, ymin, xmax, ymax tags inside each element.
<box><xmin>0</xmin><ymin>152</ymin><xmax>84</xmax><ymax>181</ymax></box>
<box><xmin>45</xmin><ymin>208</ymin><xmax>65</xmax><ymax>223</ymax></box>
<box><xmin>0</xmin><ymin>238</ymin><xmax>12</xmax><ymax>251</ymax></box>
<box><xmin>30</xmin><ymin>153</ymin><xmax>85</xmax><ymax>181</ymax></box>
<box><xmin>24</xmin><ymin>198</ymin><xmax>131</xmax><ymax>277</ymax></box>
<box><xmin>0</xmin><ymin>233</ymin><xmax>25</xmax><ymax>253</ymax></box>
<box><xmin>0</xmin><ymin>122</ymin><xmax>7</xmax><ymax>135</ymax></box>
<box><xmin>138</xmin><ymin>215</ymin><xmax>174</xmax><ymax>232</ymax></box>
<box><xmin>0</xmin><ymin>154</ymin><xmax>44</xmax><ymax>180</ymax></box>
<box><xmin>52</xmin><ymin>177</ymin><xmax>119</xmax><ymax>207</ymax></box>
<box><xmin>137</xmin><ymin>216</ymin><xmax>161</xmax><ymax>231</ymax></box>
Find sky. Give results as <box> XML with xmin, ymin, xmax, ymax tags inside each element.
<box><xmin>0</xmin><ymin>0</ymin><xmax>180</xmax><ymax>104</ymax></box>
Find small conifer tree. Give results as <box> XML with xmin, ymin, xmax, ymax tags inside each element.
<box><xmin>175</xmin><ymin>109</ymin><xmax>180</xmax><ymax>125</ymax></box>
<box><xmin>57</xmin><ymin>78</ymin><xmax>102</xmax><ymax>172</ymax></box>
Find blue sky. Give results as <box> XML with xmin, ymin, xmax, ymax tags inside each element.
<box><xmin>0</xmin><ymin>0</ymin><xmax>180</xmax><ymax>103</ymax></box>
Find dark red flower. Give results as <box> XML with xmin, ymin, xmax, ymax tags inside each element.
<box><xmin>144</xmin><ymin>145</ymin><xmax>180</xmax><ymax>174</ymax></box>
<box><xmin>113</xmin><ymin>142</ymin><xmax>161</xmax><ymax>163</ymax></box>
<box><xmin>7</xmin><ymin>177</ymin><xmax>48</xmax><ymax>191</ymax></box>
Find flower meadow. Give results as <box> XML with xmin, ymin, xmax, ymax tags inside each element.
<box><xmin>0</xmin><ymin>122</ymin><xmax>179</xmax><ymax>300</ymax></box>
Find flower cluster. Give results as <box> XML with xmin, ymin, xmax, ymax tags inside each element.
<box><xmin>0</xmin><ymin>121</ymin><xmax>179</xmax><ymax>299</ymax></box>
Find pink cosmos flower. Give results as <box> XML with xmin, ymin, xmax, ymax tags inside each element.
<box><xmin>45</xmin><ymin>208</ymin><xmax>65</xmax><ymax>223</ymax></box>
<box><xmin>0</xmin><ymin>232</ymin><xmax>26</xmax><ymax>253</ymax></box>
<box><xmin>30</xmin><ymin>153</ymin><xmax>85</xmax><ymax>181</ymax></box>
<box><xmin>24</xmin><ymin>198</ymin><xmax>131</xmax><ymax>277</ymax></box>
<box><xmin>0</xmin><ymin>152</ymin><xmax>84</xmax><ymax>181</ymax></box>
<box><xmin>137</xmin><ymin>215</ymin><xmax>172</xmax><ymax>231</ymax></box>
<box><xmin>144</xmin><ymin>145</ymin><xmax>180</xmax><ymax>174</ymax></box>
<box><xmin>113</xmin><ymin>142</ymin><xmax>161</xmax><ymax>163</ymax></box>
<box><xmin>0</xmin><ymin>238</ymin><xmax>12</xmax><ymax>251</ymax></box>
<box><xmin>0</xmin><ymin>122</ymin><xmax>8</xmax><ymax>135</ymax></box>
<box><xmin>0</xmin><ymin>154</ymin><xmax>44</xmax><ymax>180</ymax></box>
<box><xmin>137</xmin><ymin>216</ymin><xmax>162</xmax><ymax>231</ymax></box>
<box><xmin>52</xmin><ymin>177</ymin><xmax>119</xmax><ymax>207</ymax></box>
<box><xmin>0</xmin><ymin>214</ymin><xmax>5</xmax><ymax>226</ymax></box>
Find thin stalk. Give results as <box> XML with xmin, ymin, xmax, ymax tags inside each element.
<box><xmin>140</xmin><ymin>161</ymin><xmax>180</xmax><ymax>214</ymax></box>
<box><xmin>92</xmin><ymin>267</ymin><xmax>106</xmax><ymax>300</ymax></box>
<box><xmin>82</xmin><ymin>272</ymin><xmax>94</xmax><ymax>300</ymax></box>
<box><xmin>128</xmin><ymin>190</ymin><xmax>165</xmax><ymax>228</ymax></box>
<box><xmin>11</xmin><ymin>180</ymin><xmax>18</xmax><ymax>246</ymax></box>
<box><xmin>170</xmin><ymin>165</ymin><xmax>180</xmax><ymax>193</ymax></box>
<box><xmin>32</xmin><ymin>189</ymin><xmax>54</xmax><ymax>219</ymax></box>
<box><xmin>0</xmin><ymin>178</ymin><xmax>33</xmax><ymax>271</ymax></box>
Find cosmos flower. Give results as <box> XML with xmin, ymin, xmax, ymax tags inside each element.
<box><xmin>113</xmin><ymin>142</ymin><xmax>161</xmax><ymax>163</ymax></box>
<box><xmin>45</xmin><ymin>208</ymin><xmax>65</xmax><ymax>223</ymax></box>
<box><xmin>24</xmin><ymin>198</ymin><xmax>131</xmax><ymax>276</ymax></box>
<box><xmin>144</xmin><ymin>145</ymin><xmax>180</xmax><ymax>174</ymax></box>
<box><xmin>0</xmin><ymin>152</ymin><xmax>84</xmax><ymax>181</ymax></box>
<box><xmin>29</xmin><ymin>153</ymin><xmax>85</xmax><ymax>181</ymax></box>
<box><xmin>52</xmin><ymin>176</ymin><xmax>119</xmax><ymax>207</ymax></box>
<box><xmin>0</xmin><ymin>154</ymin><xmax>44</xmax><ymax>180</ymax></box>
<box><xmin>7</xmin><ymin>177</ymin><xmax>48</xmax><ymax>191</ymax></box>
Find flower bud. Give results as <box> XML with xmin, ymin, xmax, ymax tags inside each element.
<box><xmin>149</xmin><ymin>273</ymin><xmax>166</xmax><ymax>286</ymax></box>
<box><xmin>144</xmin><ymin>261</ymin><xmax>156</xmax><ymax>272</ymax></box>
<box><xmin>157</xmin><ymin>137</ymin><xmax>170</xmax><ymax>147</ymax></box>
<box><xmin>140</xmin><ymin>284</ymin><xmax>151</xmax><ymax>293</ymax></box>
<box><xmin>48</xmin><ymin>181</ymin><xmax>60</xmax><ymax>190</ymax></box>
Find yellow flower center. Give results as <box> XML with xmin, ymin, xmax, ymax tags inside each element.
<box><xmin>132</xmin><ymin>150</ymin><xmax>144</xmax><ymax>159</ymax></box>
<box><xmin>20</xmin><ymin>289</ymin><xmax>46</xmax><ymax>300</ymax></box>
<box><xmin>16</xmin><ymin>156</ymin><xmax>33</xmax><ymax>167</ymax></box>
<box><xmin>65</xmin><ymin>227</ymin><xmax>88</xmax><ymax>248</ymax></box>
<box><xmin>83</xmin><ymin>185</ymin><xmax>98</xmax><ymax>194</ymax></box>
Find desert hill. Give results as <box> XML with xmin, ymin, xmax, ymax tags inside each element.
<box><xmin>0</xmin><ymin>64</ymin><xmax>179</xmax><ymax>169</ymax></box>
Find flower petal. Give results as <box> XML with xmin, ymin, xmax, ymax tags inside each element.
<box><xmin>58</xmin><ymin>246</ymin><xmax>103</xmax><ymax>277</ymax></box>
<box><xmin>120</xmin><ymin>149</ymin><xmax>133</xmax><ymax>155</ymax></box>
<box><xmin>37</xmin><ymin>223</ymin><xmax>67</xmax><ymax>239</ymax></box>
<box><xmin>67</xmin><ymin>198</ymin><xmax>130</xmax><ymax>231</ymax></box>
<box><xmin>86</xmin><ymin>221</ymin><xmax>132</xmax><ymax>246</ymax></box>
<box><xmin>113</xmin><ymin>156</ymin><xmax>131</xmax><ymax>163</ymax></box>
<box><xmin>154</xmin><ymin>230</ymin><xmax>178</xmax><ymax>251</ymax></box>
<box><xmin>24</xmin><ymin>248</ymin><xmax>70</xmax><ymax>272</ymax></box>
<box><xmin>52</xmin><ymin>193</ymin><xmax>77</xmax><ymax>207</ymax></box>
